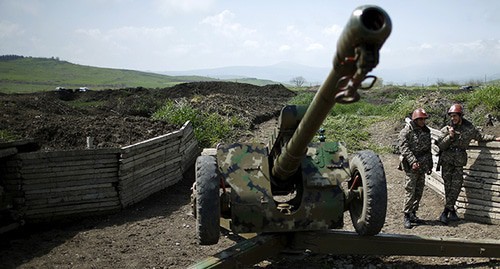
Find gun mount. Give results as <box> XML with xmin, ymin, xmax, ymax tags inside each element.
<box><xmin>192</xmin><ymin>5</ymin><xmax>392</xmax><ymax>246</ymax></box>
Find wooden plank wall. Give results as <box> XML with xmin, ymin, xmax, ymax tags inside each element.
<box><xmin>3</xmin><ymin>148</ymin><xmax>121</xmax><ymax>222</ymax></box>
<box><xmin>0</xmin><ymin>121</ymin><xmax>199</xmax><ymax>223</ymax></box>
<box><xmin>180</xmin><ymin>123</ymin><xmax>199</xmax><ymax>173</ymax></box>
<box><xmin>427</xmin><ymin>127</ymin><xmax>500</xmax><ymax>224</ymax></box>
<box><xmin>118</xmin><ymin>121</ymin><xmax>198</xmax><ymax>207</ymax></box>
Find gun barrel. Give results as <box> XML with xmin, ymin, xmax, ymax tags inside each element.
<box><xmin>272</xmin><ymin>5</ymin><xmax>392</xmax><ymax>180</ymax></box>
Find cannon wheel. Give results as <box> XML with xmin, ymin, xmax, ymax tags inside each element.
<box><xmin>195</xmin><ymin>155</ymin><xmax>220</xmax><ymax>245</ymax></box>
<box><xmin>348</xmin><ymin>150</ymin><xmax>387</xmax><ymax>236</ymax></box>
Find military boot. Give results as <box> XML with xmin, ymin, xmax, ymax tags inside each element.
<box><xmin>404</xmin><ymin>213</ymin><xmax>412</xmax><ymax>229</ymax></box>
<box><xmin>448</xmin><ymin>210</ymin><xmax>460</xmax><ymax>222</ymax></box>
<box><xmin>439</xmin><ymin>209</ymin><xmax>449</xmax><ymax>225</ymax></box>
<box><xmin>410</xmin><ymin>211</ymin><xmax>423</xmax><ymax>224</ymax></box>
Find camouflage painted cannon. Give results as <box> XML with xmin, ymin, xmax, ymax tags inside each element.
<box><xmin>193</xmin><ymin>5</ymin><xmax>392</xmax><ymax>245</ymax></box>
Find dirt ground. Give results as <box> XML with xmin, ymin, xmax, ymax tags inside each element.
<box><xmin>0</xmin><ymin>82</ymin><xmax>499</xmax><ymax>268</ymax></box>
<box><xmin>0</xmin><ymin>82</ymin><xmax>294</xmax><ymax>150</ymax></box>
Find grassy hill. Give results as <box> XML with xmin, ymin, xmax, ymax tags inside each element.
<box><xmin>223</xmin><ymin>77</ymin><xmax>280</xmax><ymax>86</ymax></box>
<box><xmin>0</xmin><ymin>56</ymin><xmax>278</xmax><ymax>93</ymax></box>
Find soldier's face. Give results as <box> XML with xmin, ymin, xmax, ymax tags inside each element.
<box><xmin>450</xmin><ymin>113</ymin><xmax>461</xmax><ymax>125</ymax></box>
<box><xmin>415</xmin><ymin>118</ymin><xmax>426</xmax><ymax>128</ymax></box>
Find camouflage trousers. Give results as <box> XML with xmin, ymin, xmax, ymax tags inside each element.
<box><xmin>441</xmin><ymin>164</ymin><xmax>464</xmax><ymax>211</ymax></box>
<box><xmin>403</xmin><ymin>170</ymin><xmax>425</xmax><ymax>214</ymax></box>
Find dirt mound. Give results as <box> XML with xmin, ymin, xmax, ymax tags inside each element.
<box><xmin>0</xmin><ymin>82</ymin><xmax>295</xmax><ymax>151</ymax></box>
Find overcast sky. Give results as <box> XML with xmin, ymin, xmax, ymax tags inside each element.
<box><xmin>1</xmin><ymin>0</ymin><xmax>499</xmax><ymax>84</ymax></box>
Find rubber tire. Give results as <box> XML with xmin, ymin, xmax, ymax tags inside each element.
<box><xmin>348</xmin><ymin>150</ymin><xmax>387</xmax><ymax>236</ymax></box>
<box><xmin>195</xmin><ymin>155</ymin><xmax>220</xmax><ymax>245</ymax></box>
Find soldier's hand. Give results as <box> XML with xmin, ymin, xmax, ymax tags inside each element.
<box><xmin>449</xmin><ymin>126</ymin><xmax>455</xmax><ymax>138</ymax></box>
<box><xmin>411</xmin><ymin>162</ymin><xmax>420</xmax><ymax>171</ymax></box>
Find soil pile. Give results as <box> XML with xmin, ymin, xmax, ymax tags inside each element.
<box><xmin>0</xmin><ymin>82</ymin><xmax>295</xmax><ymax>150</ymax></box>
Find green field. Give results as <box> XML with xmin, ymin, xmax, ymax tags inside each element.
<box><xmin>0</xmin><ymin>56</ymin><xmax>276</xmax><ymax>93</ymax></box>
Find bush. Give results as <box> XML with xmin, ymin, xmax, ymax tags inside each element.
<box><xmin>0</xmin><ymin>130</ymin><xmax>20</xmax><ymax>142</ymax></box>
<box><xmin>152</xmin><ymin>99</ymin><xmax>244</xmax><ymax>148</ymax></box>
<box><xmin>289</xmin><ymin>92</ymin><xmax>314</xmax><ymax>106</ymax></box>
<box><xmin>449</xmin><ymin>85</ymin><xmax>500</xmax><ymax>126</ymax></box>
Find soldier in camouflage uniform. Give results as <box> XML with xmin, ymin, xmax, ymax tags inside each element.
<box><xmin>398</xmin><ymin>108</ymin><xmax>433</xmax><ymax>229</ymax></box>
<box><xmin>435</xmin><ymin>104</ymin><xmax>500</xmax><ymax>225</ymax></box>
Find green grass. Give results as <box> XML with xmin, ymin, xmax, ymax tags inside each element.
<box><xmin>450</xmin><ymin>85</ymin><xmax>500</xmax><ymax>125</ymax></box>
<box><xmin>0</xmin><ymin>56</ymin><xmax>278</xmax><ymax>93</ymax></box>
<box><xmin>464</xmin><ymin>86</ymin><xmax>500</xmax><ymax>110</ymax></box>
<box><xmin>0</xmin><ymin>130</ymin><xmax>21</xmax><ymax>142</ymax></box>
<box><xmin>0</xmin><ymin>57</ymin><xmax>178</xmax><ymax>92</ymax></box>
<box><xmin>152</xmin><ymin>100</ymin><xmax>246</xmax><ymax>148</ymax></box>
<box><xmin>289</xmin><ymin>88</ymin><xmax>416</xmax><ymax>119</ymax></box>
<box><xmin>224</xmin><ymin>77</ymin><xmax>279</xmax><ymax>86</ymax></box>
<box><xmin>289</xmin><ymin>91</ymin><xmax>314</xmax><ymax>106</ymax></box>
<box><xmin>286</xmin><ymin>86</ymin><xmax>500</xmax><ymax>153</ymax></box>
<box><xmin>322</xmin><ymin>115</ymin><xmax>381</xmax><ymax>152</ymax></box>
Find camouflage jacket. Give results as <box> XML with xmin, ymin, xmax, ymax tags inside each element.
<box><xmin>398</xmin><ymin>120</ymin><xmax>433</xmax><ymax>172</ymax></box>
<box><xmin>436</xmin><ymin>118</ymin><xmax>495</xmax><ymax>166</ymax></box>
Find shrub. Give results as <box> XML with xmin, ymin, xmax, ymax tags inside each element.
<box><xmin>450</xmin><ymin>85</ymin><xmax>500</xmax><ymax>126</ymax></box>
<box><xmin>0</xmin><ymin>130</ymin><xmax>20</xmax><ymax>142</ymax></box>
<box><xmin>152</xmin><ymin>99</ymin><xmax>244</xmax><ymax>148</ymax></box>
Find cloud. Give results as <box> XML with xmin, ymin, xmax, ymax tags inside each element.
<box><xmin>279</xmin><ymin>45</ymin><xmax>291</xmax><ymax>52</ymax></box>
<box><xmin>306</xmin><ymin>43</ymin><xmax>324</xmax><ymax>51</ymax></box>
<box><xmin>108</xmin><ymin>26</ymin><xmax>175</xmax><ymax>40</ymax></box>
<box><xmin>76</xmin><ymin>26</ymin><xmax>174</xmax><ymax>41</ymax></box>
<box><xmin>73</xmin><ymin>25</ymin><xmax>179</xmax><ymax>66</ymax></box>
<box><xmin>400</xmin><ymin>39</ymin><xmax>500</xmax><ymax>68</ymax></box>
<box><xmin>322</xmin><ymin>24</ymin><xmax>342</xmax><ymax>36</ymax></box>
<box><xmin>201</xmin><ymin>10</ymin><xmax>256</xmax><ymax>37</ymax></box>
<box><xmin>2</xmin><ymin>0</ymin><xmax>41</xmax><ymax>16</ymax></box>
<box><xmin>243</xmin><ymin>40</ymin><xmax>259</xmax><ymax>48</ymax></box>
<box><xmin>449</xmin><ymin>39</ymin><xmax>500</xmax><ymax>62</ymax></box>
<box><xmin>420</xmin><ymin>43</ymin><xmax>432</xmax><ymax>49</ymax></box>
<box><xmin>281</xmin><ymin>26</ymin><xmax>326</xmax><ymax>54</ymax></box>
<box><xmin>285</xmin><ymin>25</ymin><xmax>303</xmax><ymax>39</ymax></box>
<box><xmin>154</xmin><ymin>0</ymin><xmax>214</xmax><ymax>14</ymax></box>
<box><xmin>0</xmin><ymin>21</ymin><xmax>24</xmax><ymax>39</ymax></box>
<box><xmin>201</xmin><ymin>10</ymin><xmax>235</xmax><ymax>27</ymax></box>
<box><xmin>75</xmin><ymin>28</ymin><xmax>102</xmax><ymax>39</ymax></box>
<box><xmin>407</xmin><ymin>43</ymin><xmax>433</xmax><ymax>51</ymax></box>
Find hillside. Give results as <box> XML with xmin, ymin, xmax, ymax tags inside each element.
<box><xmin>0</xmin><ymin>55</ymin><xmax>278</xmax><ymax>93</ymax></box>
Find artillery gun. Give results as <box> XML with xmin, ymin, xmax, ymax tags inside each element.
<box><xmin>193</xmin><ymin>4</ymin><xmax>391</xmax><ymax>245</ymax></box>
<box><xmin>190</xmin><ymin>5</ymin><xmax>500</xmax><ymax>268</ymax></box>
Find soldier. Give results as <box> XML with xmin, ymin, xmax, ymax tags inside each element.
<box><xmin>398</xmin><ymin>108</ymin><xmax>433</xmax><ymax>229</ymax></box>
<box><xmin>435</xmin><ymin>104</ymin><xmax>500</xmax><ymax>225</ymax></box>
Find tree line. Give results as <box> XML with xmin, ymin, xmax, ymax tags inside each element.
<box><xmin>0</xmin><ymin>55</ymin><xmax>25</xmax><ymax>61</ymax></box>
<box><xmin>0</xmin><ymin>55</ymin><xmax>62</xmax><ymax>61</ymax></box>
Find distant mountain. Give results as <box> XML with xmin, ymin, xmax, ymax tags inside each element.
<box><xmin>162</xmin><ymin>61</ymin><xmax>500</xmax><ymax>86</ymax></box>
<box><xmin>161</xmin><ymin>62</ymin><xmax>331</xmax><ymax>86</ymax></box>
